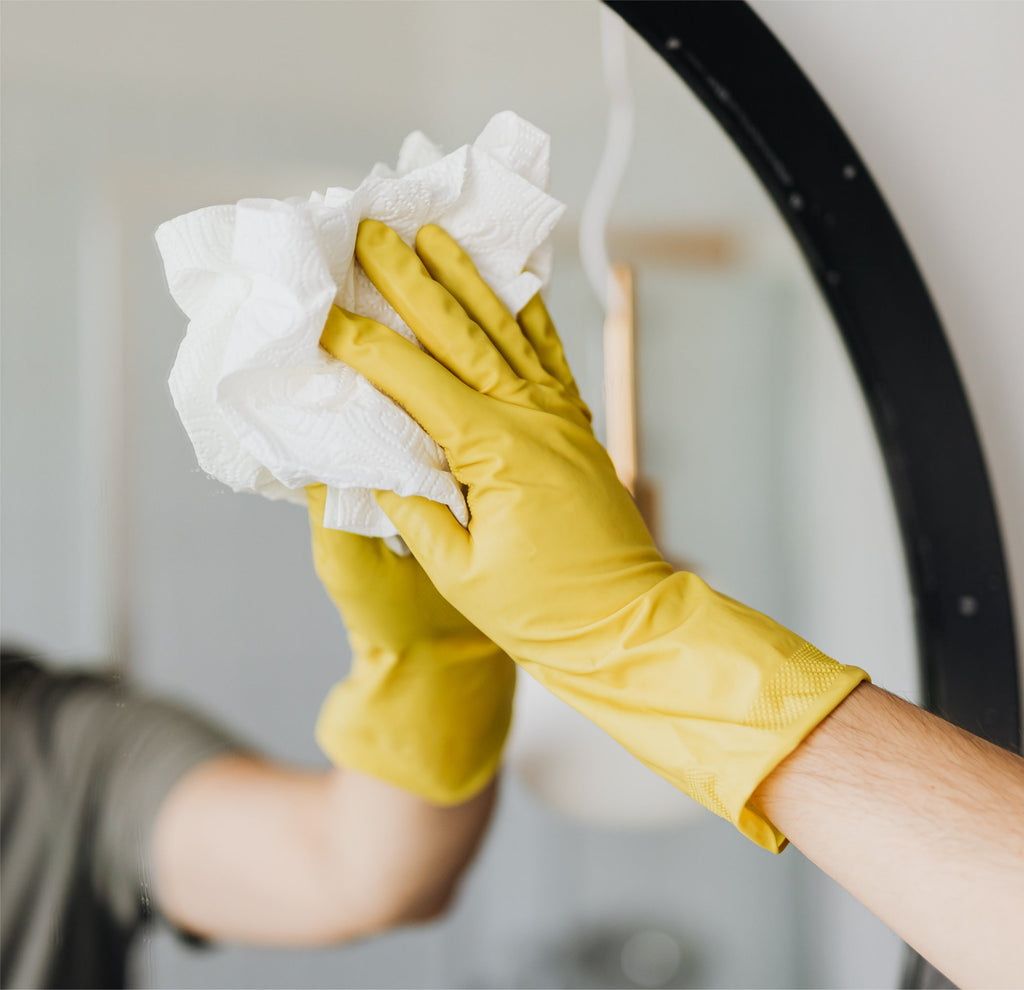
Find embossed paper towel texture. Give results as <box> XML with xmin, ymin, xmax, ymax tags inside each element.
<box><xmin>157</xmin><ymin>111</ymin><xmax>565</xmax><ymax>537</ymax></box>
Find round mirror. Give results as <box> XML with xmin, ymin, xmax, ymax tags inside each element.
<box><xmin>2</xmin><ymin>3</ymin><xmax>1010</xmax><ymax>989</ymax></box>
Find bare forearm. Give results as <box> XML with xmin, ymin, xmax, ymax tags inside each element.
<box><xmin>319</xmin><ymin>765</ymin><xmax>498</xmax><ymax>934</ymax></box>
<box><xmin>752</xmin><ymin>682</ymin><xmax>1024</xmax><ymax>988</ymax></box>
<box><xmin>152</xmin><ymin>756</ymin><xmax>498</xmax><ymax>945</ymax></box>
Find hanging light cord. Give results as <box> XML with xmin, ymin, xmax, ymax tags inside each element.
<box><xmin>578</xmin><ymin>6</ymin><xmax>635</xmax><ymax>313</ymax></box>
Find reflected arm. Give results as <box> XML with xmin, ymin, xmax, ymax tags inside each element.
<box><xmin>151</xmin><ymin>755</ymin><xmax>497</xmax><ymax>945</ymax></box>
<box><xmin>751</xmin><ymin>682</ymin><xmax>1024</xmax><ymax>989</ymax></box>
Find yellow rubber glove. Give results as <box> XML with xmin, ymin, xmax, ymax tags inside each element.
<box><xmin>308</xmin><ymin>483</ymin><xmax>515</xmax><ymax>805</ymax></box>
<box><xmin>320</xmin><ymin>220</ymin><xmax>868</xmax><ymax>850</ymax></box>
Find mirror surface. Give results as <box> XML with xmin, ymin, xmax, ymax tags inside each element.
<box><xmin>2</xmin><ymin>2</ymin><xmax>917</xmax><ymax>987</ymax></box>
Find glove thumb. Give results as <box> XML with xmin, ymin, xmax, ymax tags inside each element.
<box><xmin>374</xmin><ymin>489</ymin><xmax>470</xmax><ymax>573</ymax></box>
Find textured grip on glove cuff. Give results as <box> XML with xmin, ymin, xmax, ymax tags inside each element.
<box><xmin>518</xmin><ymin>572</ymin><xmax>869</xmax><ymax>853</ymax></box>
<box><xmin>720</xmin><ymin>644</ymin><xmax>868</xmax><ymax>851</ymax></box>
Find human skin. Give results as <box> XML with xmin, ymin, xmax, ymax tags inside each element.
<box><xmin>321</xmin><ymin>221</ymin><xmax>1024</xmax><ymax>984</ymax></box>
<box><xmin>153</xmin><ymin>221</ymin><xmax>1024</xmax><ymax>976</ymax></box>
<box><xmin>152</xmin><ymin>757</ymin><xmax>497</xmax><ymax>945</ymax></box>
<box><xmin>751</xmin><ymin>681</ymin><xmax>1024</xmax><ymax>989</ymax></box>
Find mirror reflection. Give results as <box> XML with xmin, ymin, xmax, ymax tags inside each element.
<box><xmin>2</xmin><ymin>3</ymin><xmax>918</xmax><ymax>988</ymax></box>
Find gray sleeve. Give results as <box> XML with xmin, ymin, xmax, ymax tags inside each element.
<box><xmin>52</xmin><ymin>670</ymin><xmax>246</xmax><ymax>929</ymax></box>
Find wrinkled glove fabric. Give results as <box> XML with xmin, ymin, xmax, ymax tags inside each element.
<box><xmin>321</xmin><ymin>221</ymin><xmax>870</xmax><ymax>851</ymax></box>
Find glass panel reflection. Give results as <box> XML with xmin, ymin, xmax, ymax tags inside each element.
<box><xmin>1</xmin><ymin>2</ymin><xmax>917</xmax><ymax>987</ymax></box>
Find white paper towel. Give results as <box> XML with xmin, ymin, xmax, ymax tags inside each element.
<box><xmin>157</xmin><ymin>111</ymin><xmax>565</xmax><ymax>537</ymax></box>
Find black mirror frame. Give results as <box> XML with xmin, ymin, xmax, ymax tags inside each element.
<box><xmin>605</xmin><ymin>2</ymin><xmax>1021</xmax><ymax>986</ymax></box>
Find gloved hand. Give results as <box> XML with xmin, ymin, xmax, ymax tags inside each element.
<box><xmin>308</xmin><ymin>483</ymin><xmax>515</xmax><ymax>805</ymax></box>
<box><xmin>320</xmin><ymin>220</ymin><xmax>868</xmax><ymax>850</ymax></box>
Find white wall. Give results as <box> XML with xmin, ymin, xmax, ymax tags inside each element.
<box><xmin>751</xmin><ymin>5</ymin><xmax>1024</xmax><ymax>984</ymax></box>
<box><xmin>752</xmin><ymin>0</ymin><xmax>1024</xmax><ymax>696</ymax></box>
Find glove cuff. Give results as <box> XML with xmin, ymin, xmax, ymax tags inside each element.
<box><xmin>522</xmin><ymin>571</ymin><xmax>868</xmax><ymax>851</ymax></box>
<box><xmin>729</xmin><ymin>643</ymin><xmax>868</xmax><ymax>850</ymax></box>
<box><xmin>316</xmin><ymin>638</ymin><xmax>516</xmax><ymax>805</ymax></box>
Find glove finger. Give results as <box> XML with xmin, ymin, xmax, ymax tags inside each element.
<box><xmin>374</xmin><ymin>489</ymin><xmax>471</xmax><ymax>574</ymax></box>
<box><xmin>517</xmin><ymin>293</ymin><xmax>592</xmax><ymax>421</ymax></box>
<box><xmin>415</xmin><ymin>224</ymin><xmax>557</xmax><ymax>388</ymax></box>
<box><xmin>356</xmin><ymin>220</ymin><xmax>521</xmax><ymax>398</ymax></box>
<box><xmin>320</xmin><ymin>306</ymin><xmax>478</xmax><ymax>455</ymax></box>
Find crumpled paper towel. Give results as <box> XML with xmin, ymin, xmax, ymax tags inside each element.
<box><xmin>156</xmin><ymin>110</ymin><xmax>565</xmax><ymax>538</ymax></box>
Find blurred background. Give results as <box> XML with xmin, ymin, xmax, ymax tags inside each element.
<box><xmin>3</xmin><ymin>1</ymin><xmax>1021</xmax><ymax>988</ymax></box>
